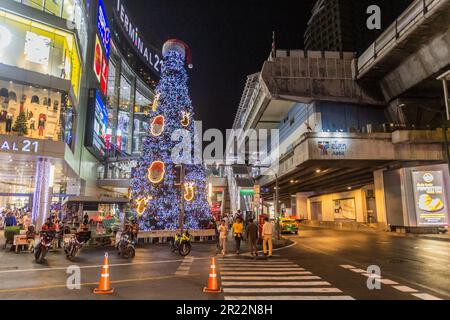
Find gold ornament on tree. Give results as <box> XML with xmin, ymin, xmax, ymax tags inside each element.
<box><xmin>181</xmin><ymin>111</ymin><xmax>190</xmax><ymax>127</ymax></box>
<box><xmin>151</xmin><ymin>93</ymin><xmax>161</xmax><ymax>112</ymax></box>
<box><xmin>183</xmin><ymin>182</ymin><xmax>195</xmax><ymax>202</ymax></box>
<box><xmin>148</xmin><ymin>161</ymin><xmax>165</xmax><ymax>184</ymax></box>
<box><xmin>135</xmin><ymin>196</ymin><xmax>153</xmax><ymax>216</ymax></box>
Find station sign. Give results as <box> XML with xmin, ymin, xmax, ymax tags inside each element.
<box><xmin>317</xmin><ymin>140</ymin><xmax>348</xmax><ymax>157</ymax></box>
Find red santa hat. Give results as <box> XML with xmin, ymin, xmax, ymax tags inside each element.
<box><xmin>162</xmin><ymin>39</ymin><xmax>193</xmax><ymax>69</ymax></box>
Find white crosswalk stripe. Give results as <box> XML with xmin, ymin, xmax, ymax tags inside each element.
<box><xmin>218</xmin><ymin>258</ymin><xmax>353</xmax><ymax>300</ymax></box>
<box><xmin>221</xmin><ymin>276</ymin><xmax>322</xmax><ymax>281</ymax></box>
<box><xmin>175</xmin><ymin>256</ymin><xmax>194</xmax><ymax>276</ymax></box>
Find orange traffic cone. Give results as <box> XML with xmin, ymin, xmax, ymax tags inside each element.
<box><xmin>94</xmin><ymin>252</ymin><xmax>114</xmax><ymax>294</ymax></box>
<box><xmin>203</xmin><ymin>256</ymin><xmax>222</xmax><ymax>293</ymax></box>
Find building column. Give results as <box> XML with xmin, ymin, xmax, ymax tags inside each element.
<box><xmin>32</xmin><ymin>159</ymin><xmax>54</xmax><ymax>230</ymax></box>
<box><xmin>296</xmin><ymin>192</ymin><xmax>314</xmax><ymax>220</ymax></box>
<box><xmin>373</xmin><ymin>169</ymin><xmax>387</xmax><ymax>224</ymax></box>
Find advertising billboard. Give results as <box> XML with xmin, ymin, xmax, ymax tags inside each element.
<box><xmin>93</xmin><ymin>35</ymin><xmax>108</xmax><ymax>96</ymax></box>
<box><xmin>412</xmin><ymin>171</ymin><xmax>449</xmax><ymax>226</ymax></box>
<box><xmin>85</xmin><ymin>89</ymin><xmax>108</xmax><ymax>158</ymax></box>
<box><xmin>333</xmin><ymin>198</ymin><xmax>356</xmax><ymax>221</ymax></box>
<box><xmin>93</xmin><ymin>35</ymin><xmax>102</xmax><ymax>83</ymax></box>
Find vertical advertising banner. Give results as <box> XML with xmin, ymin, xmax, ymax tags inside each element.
<box><xmin>97</xmin><ymin>0</ymin><xmax>110</xmax><ymax>58</ymax></box>
<box><xmin>101</xmin><ymin>55</ymin><xmax>108</xmax><ymax>96</ymax></box>
<box><xmin>412</xmin><ymin>171</ymin><xmax>449</xmax><ymax>226</ymax></box>
<box><xmin>93</xmin><ymin>35</ymin><xmax>102</xmax><ymax>83</ymax></box>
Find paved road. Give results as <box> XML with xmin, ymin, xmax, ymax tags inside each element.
<box><xmin>281</xmin><ymin>227</ymin><xmax>450</xmax><ymax>300</ymax></box>
<box><xmin>0</xmin><ymin>228</ymin><xmax>448</xmax><ymax>300</ymax></box>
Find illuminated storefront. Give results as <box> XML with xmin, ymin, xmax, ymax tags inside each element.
<box><xmin>0</xmin><ymin>9</ymin><xmax>82</xmax><ymax>98</ymax></box>
<box><xmin>0</xmin><ymin>0</ymin><xmax>88</xmax><ymax>228</ymax></box>
<box><xmin>85</xmin><ymin>0</ymin><xmax>158</xmax><ymax>159</ymax></box>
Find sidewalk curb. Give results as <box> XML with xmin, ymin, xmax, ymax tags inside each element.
<box><xmin>300</xmin><ymin>225</ymin><xmax>450</xmax><ymax>243</ymax></box>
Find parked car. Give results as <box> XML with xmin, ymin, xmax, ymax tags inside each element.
<box><xmin>280</xmin><ymin>219</ymin><xmax>299</xmax><ymax>235</ymax></box>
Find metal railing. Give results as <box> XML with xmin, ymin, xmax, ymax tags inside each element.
<box><xmin>357</xmin><ymin>0</ymin><xmax>440</xmax><ymax>75</ymax></box>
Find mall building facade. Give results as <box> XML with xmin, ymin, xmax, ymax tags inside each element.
<box><xmin>0</xmin><ymin>0</ymin><xmax>160</xmax><ymax>227</ymax></box>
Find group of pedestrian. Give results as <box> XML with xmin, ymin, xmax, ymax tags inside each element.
<box><xmin>0</xmin><ymin>208</ymin><xmax>32</xmax><ymax>230</ymax></box>
<box><xmin>214</xmin><ymin>212</ymin><xmax>273</xmax><ymax>259</ymax></box>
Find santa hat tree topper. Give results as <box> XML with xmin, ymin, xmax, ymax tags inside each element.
<box><xmin>162</xmin><ymin>39</ymin><xmax>193</xmax><ymax>69</ymax></box>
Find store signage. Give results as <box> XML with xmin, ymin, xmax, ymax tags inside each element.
<box><xmin>100</xmin><ymin>55</ymin><xmax>108</xmax><ymax>96</ymax></box>
<box><xmin>412</xmin><ymin>171</ymin><xmax>449</xmax><ymax>226</ymax></box>
<box><xmin>94</xmin><ymin>35</ymin><xmax>102</xmax><ymax>82</ymax></box>
<box><xmin>115</xmin><ymin>0</ymin><xmax>162</xmax><ymax>76</ymax></box>
<box><xmin>0</xmin><ymin>139</ymin><xmax>39</xmax><ymax>154</ymax></box>
<box><xmin>318</xmin><ymin>140</ymin><xmax>347</xmax><ymax>157</ymax></box>
<box><xmin>93</xmin><ymin>35</ymin><xmax>108</xmax><ymax>96</ymax></box>
<box><xmin>240</xmin><ymin>189</ymin><xmax>255</xmax><ymax>196</ymax></box>
<box><xmin>97</xmin><ymin>0</ymin><xmax>110</xmax><ymax>58</ymax></box>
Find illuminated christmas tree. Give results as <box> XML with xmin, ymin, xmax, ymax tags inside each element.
<box><xmin>131</xmin><ymin>39</ymin><xmax>211</xmax><ymax>230</ymax></box>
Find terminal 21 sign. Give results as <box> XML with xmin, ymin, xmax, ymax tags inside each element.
<box><xmin>115</xmin><ymin>0</ymin><xmax>162</xmax><ymax>76</ymax></box>
<box><xmin>0</xmin><ymin>138</ymin><xmax>39</xmax><ymax>154</ymax></box>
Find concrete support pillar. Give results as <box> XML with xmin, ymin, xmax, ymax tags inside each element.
<box><xmin>373</xmin><ymin>169</ymin><xmax>388</xmax><ymax>224</ymax></box>
<box><xmin>32</xmin><ymin>159</ymin><xmax>53</xmax><ymax>230</ymax></box>
<box><xmin>296</xmin><ymin>193</ymin><xmax>314</xmax><ymax>220</ymax></box>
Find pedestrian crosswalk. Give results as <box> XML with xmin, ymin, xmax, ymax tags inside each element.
<box><xmin>175</xmin><ymin>256</ymin><xmax>194</xmax><ymax>276</ymax></box>
<box><xmin>218</xmin><ymin>258</ymin><xmax>354</xmax><ymax>300</ymax></box>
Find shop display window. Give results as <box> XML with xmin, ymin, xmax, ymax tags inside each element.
<box><xmin>0</xmin><ymin>10</ymin><xmax>82</xmax><ymax>98</ymax></box>
<box><xmin>0</xmin><ymin>79</ymin><xmax>75</xmax><ymax>145</ymax></box>
<box><xmin>105</xmin><ymin>60</ymin><xmax>117</xmax><ymax>148</ymax></box>
<box><xmin>132</xmin><ymin>88</ymin><xmax>151</xmax><ymax>153</ymax></box>
<box><xmin>118</xmin><ymin>74</ymin><xmax>132</xmax><ymax>153</ymax></box>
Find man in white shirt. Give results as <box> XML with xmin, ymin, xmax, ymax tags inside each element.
<box><xmin>262</xmin><ymin>217</ymin><xmax>273</xmax><ymax>257</ymax></box>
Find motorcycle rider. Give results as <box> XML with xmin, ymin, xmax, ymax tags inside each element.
<box><xmin>41</xmin><ymin>218</ymin><xmax>57</xmax><ymax>232</ymax></box>
<box><xmin>125</xmin><ymin>218</ymin><xmax>139</xmax><ymax>242</ymax></box>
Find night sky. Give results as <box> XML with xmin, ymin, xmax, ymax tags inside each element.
<box><xmin>127</xmin><ymin>0</ymin><xmax>314</xmax><ymax>132</ymax></box>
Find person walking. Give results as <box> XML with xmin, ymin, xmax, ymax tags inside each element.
<box><xmin>218</xmin><ymin>220</ymin><xmax>228</xmax><ymax>256</ymax></box>
<box><xmin>245</xmin><ymin>218</ymin><xmax>258</xmax><ymax>258</ymax></box>
<box><xmin>4</xmin><ymin>211</ymin><xmax>17</xmax><ymax>227</ymax></box>
<box><xmin>262</xmin><ymin>217</ymin><xmax>273</xmax><ymax>258</ymax></box>
<box><xmin>232</xmin><ymin>217</ymin><xmax>244</xmax><ymax>255</ymax></box>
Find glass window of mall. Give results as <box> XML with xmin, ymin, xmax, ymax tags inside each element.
<box><xmin>0</xmin><ymin>79</ymin><xmax>76</xmax><ymax>148</ymax></box>
<box><xmin>0</xmin><ymin>9</ymin><xmax>82</xmax><ymax>98</ymax></box>
<box><xmin>13</xmin><ymin>0</ymin><xmax>89</xmax><ymax>61</ymax></box>
<box><xmin>106</xmin><ymin>43</ymin><xmax>154</xmax><ymax>156</ymax></box>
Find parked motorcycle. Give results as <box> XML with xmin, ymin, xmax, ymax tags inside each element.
<box><xmin>34</xmin><ymin>231</ymin><xmax>56</xmax><ymax>264</ymax></box>
<box><xmin>64</xmin><ymin>231</ymin><xmax>91</xmax><ymax>261</ymax></box>
<box><xmin>170</xmin><ymin>230</ymin><xmax>192</xmax><ymax>256</ymax></box>
<box><xmin>116</xmin><ymin>232</ymin><xmax>136</xmax><ymax>259</ymax></box>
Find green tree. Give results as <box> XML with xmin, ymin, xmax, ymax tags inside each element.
<box><xmin>12</xmin><ymin>112</ymin><xmax>29</xmax><ymax>136</ymax></box>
